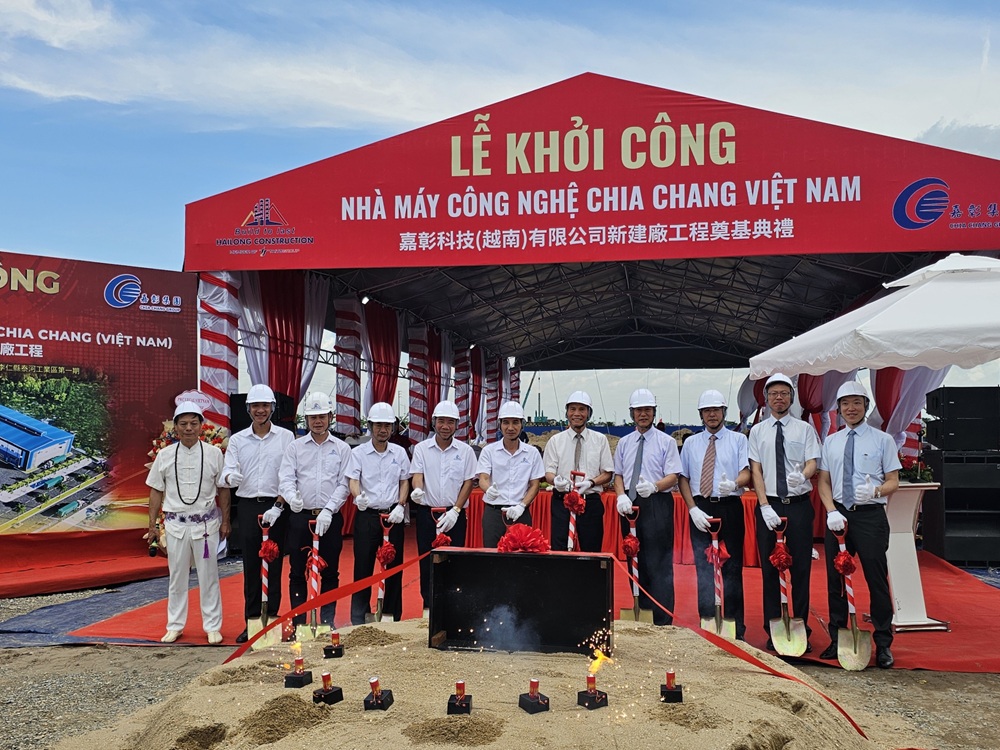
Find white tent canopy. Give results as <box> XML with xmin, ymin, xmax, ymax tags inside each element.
<box><xmin>749</xmin><ymin>254</ymin><xmax>1000</xmax><ymax>379</ymax></box>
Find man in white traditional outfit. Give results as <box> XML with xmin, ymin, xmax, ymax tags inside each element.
<box><xmin>145</xmin><ymin>401</ymin><xmax>230</xmax><ymax>644</ymax></box>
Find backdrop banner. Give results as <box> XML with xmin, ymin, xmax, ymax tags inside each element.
<box><xmin>0</xmin><ymin>251</ymin><xmax>196</xmax><ymax>537</ymax></box>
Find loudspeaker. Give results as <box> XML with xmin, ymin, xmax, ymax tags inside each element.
<box><xmin>229</xmin><ymin>391</ymin><xmax>296</xmax><ymax>435</ymax></box>
<box><xmin>926</xmin><ymin>387</ymin><xmax>1000</xmax><ymax>420</ymax></box>
<box><xmin>429</xmin><ymin>549</ymin><xmax>614</xmax><ymax>655</ymax></box>
<box><xmin>925</xmin><ymin>419</ymin><xmax>1000</xmax><ymax>451</ymax></box>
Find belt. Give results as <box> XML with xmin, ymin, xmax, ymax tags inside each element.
<box><xmin>696</xmin><ymin>495</ymin><xmax>740</xmax><ymax>504</ymax></box>
<box><xmin>767</xmin><ymin>493</ymin><xmax>811</xmax><ymax>505</ymax></box>
<box><xmin>163</xmin><ymin>507</ymin><xmax>219</xmax><ymax>524</ymax></box>
<box><xmin>237</xmin><ymin>495</ymin><xmax>277</xmax><ymax>503</ymax></box>
<box><xmin>294</xmin><ymin>507</ymin><xmax>327</xmax><ymax>516</ymax></box>
<box><xmin>842</xmin><ymin>502</ymin><xmax>886</xmax><ymax>513</ymax></box>
<box><xmin>357</xmin><ymin>507</ymin><xmax>394</xmax><ymax>513</ymax></box>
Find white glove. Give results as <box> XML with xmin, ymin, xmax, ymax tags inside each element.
<box><xmin>789</xmin><ymin>479</ymin><xmax>813</xmax><ymax>496</ymax></box>
<box><xmin>616</xmin><ymin>494</ymin><xmax>634</xmax><ymax>515</ymax></box>
<box><xmin>760</xmin><ymin>504</ymin><xmax>782</xmax><ymax>531</ymax></box>
<box><xmin>504</xmin><ymin>503</ymin><xmax>525</xmax><ymax>522</ymax></box>
<box><xmin>226</xmin><ymin>471</ymin><xmax>244</xmax><ymax>488</ymax></box>
<box><xmin>574</xmin><ymin>478</ymin><xmax>594</xmax><ymax>495</ymax></box>
<box><xmin>826</xmin><ymin>509</ymin><xmax>847</xmax><ymax>532</ymax></box>
<box><xmin>410</xmin><ymin>487</ymin><xmax>426</xmax><ymax>503</ymax></box>
<box><xmin>485</xmin><ymin>484</ymin><xmax>502</xmax><ymax>502</ymax></box>
<box><xmin>287</xmin><ymin>490</ymin><xmax>304</xmax><ymax>514</ymax></box>
<box><xmin>436</xmin><ymin>508</ymin><xmax>460</xmax><ymax>533</ymax></box>
<box><xmin>717</xmin><ymin>472</ymin><xmax>737</xmax><ymax>496</ymax></box>
<box><xmin>354</xmin><ymin>490</ymin><xmax>369</xmax><ymax>511</ymax></box>
<box><xmin>689</xmin><ymin>506</ymin><xmax>712</xmax><ymax>533</ymax></box>
<box><xmin>387</xmin><ymin>504</ymin><xmax>405</xmax><ymax>524</ymax></box>
<box><xmin>553</xmin><ymin>475</ymin><xmax>572</xmax><ymax>492</ymax></box>
<box><xmin>786</xmin><ymin>463</ymin><xmax>807</xmax><ymax>488</ymax></box>
<box><xmin>315</xmin><ymin>508</ymin><xmax>333</xmax><ymax>536</ymax></box>
<box><xmin>812</xmin><ymin>546</ymin><xmax>820</xmax><ymax>560</ymax></box>
<box><xmin>635</xmin><ymin>476</ymin><xmax>656</xmax><ymax>498</ymax></box>
<box><xmin>854</xmin><ymin>475</ymin><xmax>876</xmax><ymax>503</ymax></box>
<box><xmin>262</xmin><ymin>504</ymin><xmax>283</xmax><ymax>526</ymax></box>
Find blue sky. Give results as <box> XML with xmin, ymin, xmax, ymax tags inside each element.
<box><xmin>3</xmin><ymin>0</ymin><xmax>999</xmax><ymax>419</ymax></box>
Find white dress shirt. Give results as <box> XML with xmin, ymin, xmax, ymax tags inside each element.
<box><xmin>278</xmin><ymin>433</ymin><xmax>352</xmax><ymax>512</ymax></box>
<box><xmin>346</xmin><ymin>441</ymin><xmax>409</xmax><ymax>509</ymax></box>
<box><xmin>543</xmin><ymin>428</ymin><xmax>614</xmax><ymax>494</ymax></box>
<box><xmin>222</xmin><ymin>424</ymin><xmax>294</xmax><ymax>496</ymax></box>
<box><xmin>477</xmin><ymin>441</ymin><xmax>545</xmax><ymax>506</ymax></box>
<box><xmin>747</xmin><ymin>415</ymin><xmax>822</xmax><ymax>495</ymax></box>
<box><xmin>679</xmin><ymin>428</ymin><xmax>749</xmax><ymax>497</ymax></box>
<box><xmin>819</xmin><ymin>422</ymin><xmax>901</xmax><ymax>505</ymax></box>
<box><xmin>409</xmin><ymin>437</ymin><xmax>479</xmax><ymax>506</ymax></box>
<box><xmin>613</xmin><ymin>427</ymin><xmax>682</xmax><ymax>491</ymax></box>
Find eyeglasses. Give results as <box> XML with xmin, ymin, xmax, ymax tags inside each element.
<box><xmin>767</xmin><ymin>390</ymin><xmax>792</xmax><ymax>398</ymax></box>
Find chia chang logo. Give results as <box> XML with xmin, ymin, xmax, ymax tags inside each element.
<box><xmin>216</xmin><ymin>197</ymin><xmax>316</xmax><ymax>255</ymax></box>
<box><xmin>892</xmin><ymin>177</ymin><xmax>950</xmax><ymax>230</ymax></box>
<box><xmin>103</xmin><ymin>274</ymin><xmax>182</xmax><ymax>313</ymax></box>
<box><xmin>104</xmin><ymin>274</ymin><xmax>142</xmax><ymax>308</ymax></box>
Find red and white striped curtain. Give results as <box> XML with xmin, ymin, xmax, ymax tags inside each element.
<box><xmin>454</xmin><ymin>347</ymin><xmax>471</xmax><ymax>442</ymax></box>
<box><xmin>870</xmin><ymin>366</ymin><xmax>950</xmax><ymax>449</ymax></box>
<box><xmin>198</xmin><ymin>272</ymin><xmax>241</xmax><ymax>428</ymax></box>
<box><xmin>470</xmin><ymin>347</ymin><xmax>485</xmax><ymax>441</ymax></box>
<box><xmin>334</xmin><ymin>297</ymin><xmax>363</xmax><ymax>436</ymax></box>
<box><xmin>407</xmin><ymin>324</ymin><xmax>430</xmax><ymax>444</ymax></box>
<box><xmin>485</xmin><ymin>356</ymin><xmax>501</xmax><ymax>443</ymax></box>
<box><xmin>509</xmin><ymin>366</ymin><xmax>520</xmax><ymax>404</ymax></box>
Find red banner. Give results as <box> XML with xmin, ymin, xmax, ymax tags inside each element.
<box><xmin>185</xmin><ymin>73</ymin><xmax>1000</xmax><ymax>272</ymax></box>
<box><xmin>0</xmin><ymin>252</ymin><xmax>196</xmax><ymax>535</ymax></box>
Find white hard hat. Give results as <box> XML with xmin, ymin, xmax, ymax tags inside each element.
<box><xmin>303</xmin><ymin>392</ymin><xmax>333</xmax><ymax>416</ymax></box>
<box><xmin>173</xmin><ymin>401</ymin><xmax>204</xmax><ymax>420</ymax></box>
<box><xmin>697</xmin><ymin>389</ymin><xmax>728</xmax><ymax>410</ymax></box>
<box><xmin>566</xmin><ymin>390</ymin><xmax>593</xmax><ymax>408</ymax></box>
<box><xmin>629</xmin><ymin>388</ymin><xmax>657</xmax><ymax>408</ymax></box>
<box><xmin>498</xmin><ymin>401</ymin><xmax>525</xmax><ymax>420</ymax></box>
<box><xmin>765</xmin><ymin>373</ymin><xmax>794</xmax><ymax>391</ymax></box>
<box><xmin>836</xmin><ymin>381</ymin><xmax>870</xmax><ymax>402</ymax></box>
<box><xmin>367</xmin><ymin>402</ymin><xmax>395</xmax><ymax>424</ymax></box>
<box><xmin>432</xmin><ymin>400</ymin><xmax>460</xmax><ymax>420</ymax></box>
<box><xmin>246</xmin><ymin>384</ymin><xmax>276</xmax><ymax>406</ymax></box>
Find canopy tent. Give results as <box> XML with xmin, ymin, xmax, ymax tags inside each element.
<box><xmin>748</xmin><ymin>253</ymin><xmax>1000</xmax><ymax>379</ymax></box>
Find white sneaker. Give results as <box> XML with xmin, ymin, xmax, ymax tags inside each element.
<box><xmin>207</xmin><ymin>631</ymin><xmax>223</xmax><ymax>644</ymax></box>
<box><xmin>160</xmin><ymin>630</ymin><xmax>182</xmax><ymax>643</ymax></box>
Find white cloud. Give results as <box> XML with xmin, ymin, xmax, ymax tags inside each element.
<box><xmin>0</xmin><ymin>0</ymin><xmax>140</xmax><ymax>50</ymax></box>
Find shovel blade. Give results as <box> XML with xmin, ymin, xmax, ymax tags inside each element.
<box><xmin>769</xmin><ymin>608</ymin><xmax>808</xmax><ymax>657</ymax></box>
<box><xmin>622</xmin><ymin>604</ymin><xmax>654</xmax><ymax>623</ymax></box>
<box><xmin>247</xmin><ymin>618</ymin><xmax>281</xmax><ymax>651</ymax></box>
<box><xmin>837</xmin><ymin>622</ymin><xmax>873</xmax><ymax>671</ymax></box>
<box><xmin>701</xmin><ymin>612</ymin><xmax>737</xmax><ymax>640</ymax></box>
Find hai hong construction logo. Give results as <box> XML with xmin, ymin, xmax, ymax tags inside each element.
<box><xmin>104</xmin><ymin>274</ymin><xmax>182</xmax><ymax>314</ymax></box>
<box><xmin>892</xmin><ymin>177</ymin><xmax>950</xmax><ymax>230</ymax></box>
<box><xmin>216</xmin><ymin>197</ymin><xmax>315</xmax><ymax>256</ymax></box>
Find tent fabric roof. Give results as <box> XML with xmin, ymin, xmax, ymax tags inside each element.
<box><xmin>322</xmin><ymin>251</ymin><xmax>943</xmax><ymax>370</ymax></box>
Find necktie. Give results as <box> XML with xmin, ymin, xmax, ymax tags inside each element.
<box><xmin>843</xmin><ymin>429</ymin><xmax>856</xmax><ymax>509</ymax></box>
<box><xmin>628</xmin><ymin>434</ymin><xmax>645</xmax><ymax>501</ymax></box>
<box><xmin>775</xmin><ymin>421</ymin><xmax>788</xmax><ymax>498</ymax></box>
<box><xmin>700</xmin><ymin>434</ymin><xmax>717</xmax><ymax>497</ymax></box>
<box><xmin>573</xmin><ymin>433</ymin><xmax>583</xmax><ymax>473</ymax></box>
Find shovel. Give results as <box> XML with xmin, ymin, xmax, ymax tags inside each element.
<box><xmin>306</xmin><ymin>519</ymin><xmax>331</xmax><ymax>640</ymax></box>
<box><xmin>833</xmin><ymin>524</ymin><xmax>873</xmax><ymax>670</ymax></box>
<box><xmin>700</xmin><ymin>517</ymin><xmax>736</xmax><ymax>639</ymax></box>
<box><xmin>248</xmin><ymin>516</ymin><xmax>282</xmax><ymax>650</ymax></box>
<box><xmin>375</xmin><ymin>513</ymin><xmax>395</xmax><ymax>623</ymax></box>
<box><xmin>769</xmin><ymin>519</ymin><xmax>807</xmax><ymax>657</ymax></box>
<box><xmin>619</xmin><ymin>505</ymin><xmax>653</xmax><ymax>623</ymax></box>
<box><xmin>566</xmin><ymin>470</ymin><xmax>587</xmax><ymax>552</ymax></box>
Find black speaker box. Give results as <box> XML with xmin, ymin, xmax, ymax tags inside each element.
<box><xmin>229</xmin><ymin>391</ymin><xmax>296</xmax><ymax>435</ymax></box>
<box><xmin>925</xmin><ymin>419</ymin><xmax>1000</xmax><ymax>451</ymax></box>
<box><xmin>926</xmin><ymin>387</ymin><xmax>1000</xmax><ymax>420</ymax></box>
<box><xmin>429</xmin><ymin>549</ymin><xmax>614</xmax><ymax>655</ymax></box>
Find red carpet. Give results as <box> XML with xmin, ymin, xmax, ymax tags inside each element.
<box><xmin>70</xmin><ymin>536</ymin><xmax>1000</xmax><ymax>673</ymax></box>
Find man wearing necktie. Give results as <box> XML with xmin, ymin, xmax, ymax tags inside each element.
<box><xmin>748</xmin><ymin>373</ymin><xmax>822</xmax><ymax>651</ymax></box>
<box><xmin>612</xmin><ymin>389</ymin><xmax>682</xmax><ymax>625</ymax></box>
<box><xmin>544</xmin><ymin>391</ymin><xmax>614</xmax><ymax>553</ymax></box>
<box><xmin>679</xmin><ymin>389</ymin><xmax>751</xmax><ymax>639</ymax></box>
<box><xmin>817</xmin><ymin>381</ymin><xmax>901</xmax><ymax>668</ymax></box>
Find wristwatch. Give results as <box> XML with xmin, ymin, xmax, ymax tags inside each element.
<box><xmin>452</xmin><ymin>505</ymin><xmax>463</xmax><ymax>514</ymax></box>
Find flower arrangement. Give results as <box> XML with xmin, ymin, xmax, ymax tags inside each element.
<box><xmin>148</xmin><ymin>419</ymin><xmax>229</xmax><ymax>463</ymax></box>
<box><xmin>898</xmin><ymin>454</ymin><xmax>933</xmax><ymax>483</ymax></box>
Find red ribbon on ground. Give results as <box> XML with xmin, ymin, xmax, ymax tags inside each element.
<box><xmin>833</xmin><ymin>549</ymin><xmax>856</xmax><ymax>576</ymax></box>
<box><xmin>769</xmin><ymin>541</ymin><xmax>793</xmax><ymax>571</ymax></box>
<box><xmin>497</xmin><ymin>524</ymin><xmax>550</xmax><ymax>553</ymax></box>
<box><xmin>622</xmin><ymin>535</ymin><xmax>640</xmax><ymax>559</ymax></box>
<box><xmin>562</xmin><ymin>490</ymin><xmax>586</xmax><ymax>514</ymax></box>
<box><xmin>376</xmin><ymin>541</ymin><xmax>397</xmax><ymax>567</ymax></box>
<box><xmin>258</xmin><ymin>539</ymin><xmax>280</xmax><ymax>563</ymax></box>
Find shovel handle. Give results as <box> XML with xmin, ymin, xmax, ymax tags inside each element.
<box><xmin>832</xmin><ymin>522</ymin><xmax>848</xmax><ymax>544</ymax></box>
<box><xmin>708</xmin><ymin>517</ymin><xmax>723</xmax><ymax>537</ymax></box>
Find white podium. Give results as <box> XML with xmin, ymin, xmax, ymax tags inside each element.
<box><xmin>885</xmin><ymin>482</ymin><xmax>949</xmax><ymax>632</ymax></box>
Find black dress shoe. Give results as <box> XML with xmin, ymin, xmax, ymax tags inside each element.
<box><xmin>765</xmin><ymin>638</ymin><xmax>774</xmax><ymax>651</ymax></box>
<box><xmin>876</xmin><ymin>646</ymin><xmax>894</xmax><ymax>669</ymax></box>
<box><xmin>820</xmin><ymin>642</ymin><xmax>838</xmax><ymax>660</ymax></box>
<box><xmin>235</xmin><ymin>629</ymin><xmax>249</xmax><ymax>644</ymax></box>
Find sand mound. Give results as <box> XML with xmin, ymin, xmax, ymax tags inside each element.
<box><xmin>55</xmin><ymin>620</ymin><xmax>882</xmax><ymax>750</ymax></box>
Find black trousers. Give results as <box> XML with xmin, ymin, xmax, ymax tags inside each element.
<box><xmin>824</xmin><ymin>502</ymin><xmax>892</xmax><ymax>648</ymax></box>
<box><xmin>286</xmin><ymin>510</ymin><xmax>343</xmax><ymax>625</ymax></box>
<box><xmin>551</xmin><ymin>491</ymin><xmax>605</xmax><ymax>552</ymax></box>
<box><xmin>689</xmin><ymin>496</ymin><xmax>746</xmax><ymax>639</ymax></box>
<box><xmin>236</xmin><ymin>495</ymin><xmax>287</xmax><ymax>620</ymax></box>
<box><xmin>412</xmin><ymin>502</ymin><xmax>467</xmax><ymax>609</ymax></box>
<box><xmin>755</xmin><ymin>495</ymin><xmax>814</xmax><ymax>640</ymax></box>
<box><xmin>481</xmin><ymin>504</ymin><xmax>533</xmax><ymax>548</ymax></box>
<box><xmin>618</xmin><ymin>491</ymin><xmax>675</xmax><ymax>626</ymax></box>
<box><xmin>350</xmin><ymin>509</ymin><xmax>404</xmax><ymax>624</ymax></box>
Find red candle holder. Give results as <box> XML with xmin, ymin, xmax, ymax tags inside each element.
<box><xmin>324</xmin><ymin>630</ymin><xmax>344</xmax><ymax>659</ymax></box>
<box><xmin>519</xmin><ymin>677</ymin><xmax>549</xmax><ymax>714</ymax></box>
<box><xmin>577</xmin><ymin>672</ymin><xmax>608</xmax><ymax>710</ymax></box>
<box><xmin>660</xmin><ymin>668</ymin><xmax>683</xmax><ymax>703</ymax></box>
<box><xmin>364</xmin><ymin>675</ymin><xmax>394</xmax><ymax>711</ymax></box>
<box><xmin>312</xmin><ymin>670</ymin><xmax>344</xmax><ymax>705</ymax></box>
<box><xmin>284</xmin><ymin>656</ymin><xmax>312</xmax><ymax>688</ymax></box>
<box><xmin>448</xmin><ymin>679</ymin><xmax>472</xmax><ymax>714</ymax></box>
